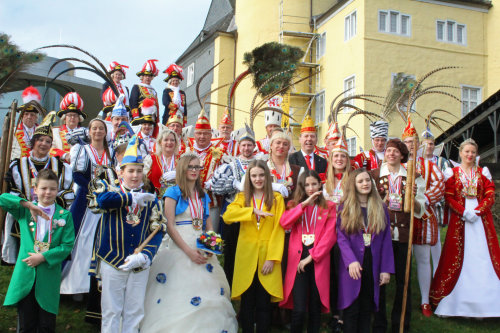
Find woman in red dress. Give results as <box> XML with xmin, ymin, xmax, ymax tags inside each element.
<box><xmin>144</xmin><ymin>129</ymin><xmax>180</xmax><ymax>198</ymax></box>
<box><xmin>430</xmin><ymin>138</ymin><xmax>500</xmax><ymax>317</ymax></box>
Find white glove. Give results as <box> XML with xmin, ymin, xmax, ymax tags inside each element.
<box><xmin>272</xmin><ymin>182</ymin><xmax>289</xmax><ymax>198</ymax></box>
<box><xmin>233</xmin><ymin>179</ymin><xmax>243</xmax><ymax>192</ymax></box>
<box><xmin>163</xmin><ymin>171</ymin><xmax>176</xmax><ymax>182</ymax></box>
<box><xmin>462</xmin><ymin>209</ymin><xmax>477</xmax><ymax>222</ymax></box>
<box><xmin>132</xmin><ymin>192</ymin><xmax>156</xmax><ymax>208</ymax></box>
<box><xmin>118</xmin><ymin>253</ymin><xmax>147</xmax><ymax>271</ymax></box>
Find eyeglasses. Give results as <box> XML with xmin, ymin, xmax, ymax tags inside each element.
<box><xmin>187</xmin><ymin>165</ymin><xmax>204</xmax><ymax>171</ymax></box>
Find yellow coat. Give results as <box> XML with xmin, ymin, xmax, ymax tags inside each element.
<box><xmin>223</xmin><ymin>192</ymin><xmax>285</xmax><ymax>302</ymax></box>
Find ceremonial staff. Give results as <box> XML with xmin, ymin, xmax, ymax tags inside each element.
<box><xmin>397</xmin><ymin>66</ymin><xmax>460</xmax><ymax>333</ymax></box>
<box><xmin>0</xmin><ymin>101</ymin><xmax>18</xmax><ymax>234</ymax></box>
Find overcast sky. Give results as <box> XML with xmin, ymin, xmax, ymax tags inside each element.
<box><xmin>0</xmin><ymin>0</ymin><xmax>211</xmax><ymax>95</ymax></box>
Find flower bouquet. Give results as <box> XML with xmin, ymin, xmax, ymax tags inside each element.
<box><xmin>196</xmin><ymin>231</ymin><xmax>224</xmax><ymax>255</ymax></box>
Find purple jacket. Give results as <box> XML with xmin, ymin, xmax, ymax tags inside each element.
<box><xmin>337</xmin><ymin>204</ymin><xmax>394</xmax><ymax>310</ymax></box>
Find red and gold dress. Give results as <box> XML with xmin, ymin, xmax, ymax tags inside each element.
<box><xmin>430</xmin><ymin>166</ymin><xmax>500</xmax><ymax>316</ymax></box>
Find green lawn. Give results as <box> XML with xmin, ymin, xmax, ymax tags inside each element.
<box><xmin>1</xmin><ymin>228</ymin><xmax>499</xmax><ymax>332</ymax></box>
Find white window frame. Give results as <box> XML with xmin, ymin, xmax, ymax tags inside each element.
<box><xmin>346</xmin><ymin>136</ymin><xmax>357</xmax><ymax>156</ymax></box>
<box><xmin>315</xmin><ymin>90</ymin><xmax>325</xmax><ymax>124</ymax></box>
<box><xmin>461</xmin><ymin>85</ymin><xmax>482</xmax><ymax>116</ymax></box>
<box><xmin>186</xmin><ymin>62</ymin><xmax>195</xmax><ymax>87</ymax></box>
<box><xmin>436</xmin><ymin>20</ymin><xmax>467</xmax><ymax>45</ymax></box>
<box><xmin>378</xmin><ymin>10</ymin><xmax>411</xmax><ymax>37</ymax></box>
<box><xmin>391</xmin><ymin>73</ymin><xmax>416</xmax><ymax>113</ymax></box>
<box><xmin>344</xmin><ymin>10</ymin><xmax>357</xmax><ymax>41</ymax></box>
<box><xmin>316</xmin><ymin>32</ymin><xmax>327</xmax><ymax>61</ymax></box>
<box><xmin>343</xmin><ymin>75</ymin><xmax>356</xmax><ymax>113</ymax></box>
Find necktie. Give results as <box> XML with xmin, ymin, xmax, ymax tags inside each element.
<box><xmin>305</xmin><ymin>155</ymin><xmax>312</xmax><ymax>170</ymax></box>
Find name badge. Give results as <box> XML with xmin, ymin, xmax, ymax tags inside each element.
<box><xmin>388</xmin><ymin>193</ymin><xmax>402</xmax><ymax>211</ymax></box>
<box><xmin>302</xmin><ymin>234</ymin><xmax>315</xmax><ymax>246</ymax></box>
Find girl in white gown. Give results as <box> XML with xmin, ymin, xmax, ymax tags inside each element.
<box><xmin>140</xmin><ymin>153</ymin><xmax>237</xmax><ymax>332</ymax></box>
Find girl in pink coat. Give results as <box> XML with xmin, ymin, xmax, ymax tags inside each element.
<box><xmin>279</xmin><ymin>169</ymin><xmax>337</xmax><ymax>333</ymax></box>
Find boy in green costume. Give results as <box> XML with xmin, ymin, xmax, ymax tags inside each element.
<box><xmin>0</xmin><ymin>169</ymin><xmax>75</xmax><ymax>332</ymax></box>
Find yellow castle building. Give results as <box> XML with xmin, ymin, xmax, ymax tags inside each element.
<box><xmin>177</xmin><ymin>0</ymin><xmax>498</xmax><ymax>154</ymax></box>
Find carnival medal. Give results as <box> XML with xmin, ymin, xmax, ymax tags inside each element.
<box><xmin>252</xmin><ymin>193</ymin><xmax>266</xmax><ymax>230</ymax></box>
<box><xmin>388</xmin><ymin>174</ymin><xmax>402</xmax><ymax>212</ymax></box>
<box><xmin>363</xmin><ymin>233</ymin><xmax>371</xmax><ymax>247</ymax></box>
<box><xmin>302</xmin><ymin>205</ymin><xmax>318</xmax><ymax>246</ymax></box>
<box><xmin>189</xmin><ymin>191</ymin><xmax>204</xmax><ymax>231</ymax></box>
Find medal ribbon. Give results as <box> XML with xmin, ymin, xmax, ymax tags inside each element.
<box><xmin>302</xmin><ymin>204</ymin><xmax>318</xmax><ymax>235</ymax></box>
<box><xmin>23</xmin><ymin>124</ymin><xmax>34</xmax><ymax>143</ymax></box>
<box><xmin>188</xmin><ymin>191</ymin><xmax>203</xmax><ymax>220</ymax></box>
<box><xmin>161</xmin><ymin>154</ymin><xmax>175</xmax><ymax>173</ymax></box>
<box><xmin>89</xmin><ymin>144</ymin><xmax>108</xmax><ymax>166</ymax></box>
<box><xmin>120</xmin><ymin>182</ymin><xmax>141</xmax><ymax>216</ymax></box>
<box><xmin>28</xmin><ymin>156</ymin><xmax>52</xmax><ymax>180</ymax></box>
<box><xmin>387</xmin><ymin>174</ymin><xmax>402</xmax><ymax>195</ymax></box>
<box><xmin>252</xmin><ymin>193</ymin><xmax>265</xmax><ymax>227</ymax></box>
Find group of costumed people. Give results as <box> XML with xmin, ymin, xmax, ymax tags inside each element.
<box><xmin>0</xmin><ymin>57</ymin><xmax>499</xmax><ymax>333</ymax></box>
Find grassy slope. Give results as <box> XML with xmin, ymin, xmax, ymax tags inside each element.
<box><xmin>1</xmin><ymin>229</ymin><xmax>499</xmax><ymax>332</ymax></box>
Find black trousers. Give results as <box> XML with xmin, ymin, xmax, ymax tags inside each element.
<box><xmin>343</xmin><ymin>247</ymin><xmax>375</xmax><ymax>333</ymax></box>
<box><xmin>391</xmin><ymin>241</ymin><xmax>411</xmax><ymax>333</ymax></box>
<box><xmin>17</xmin><ymin>284</ymin><xmax>56</xmax><ymax>333</ymax></box>
<box><xmin>240</xmin><ymin>273</ymin><xmax>272</xmax><ymax>333</ymax></box>
<box><xmin>372</xmin><ymin>241</ymin><xmax>411</xmax><ymax>333</ymax></box>
<box><xmin>291</xmin><ymin>244</ymin><xmax>321</xmax><ymax>333</ymax></box>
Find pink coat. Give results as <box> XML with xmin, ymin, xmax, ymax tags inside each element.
<box><xmin>279</xmin><ymin>201</ymin><xmax>337</xmax><ymax>312</ymax></box>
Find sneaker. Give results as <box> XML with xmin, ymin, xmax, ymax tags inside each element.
<box><xmin>421</xmin><ymin>304</ymin><xmax>432</xmax><ymax>317</ymax></box>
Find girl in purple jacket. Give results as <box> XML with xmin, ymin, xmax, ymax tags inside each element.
<box><xmin>337</xmin><ymin>169</ymin><xmax>394</xmax><ymax>333</ymax></box>
<box><xmin>280</xmin><ymin>169</ymin><xmax>337</xmax><ymax>333</ymax></box>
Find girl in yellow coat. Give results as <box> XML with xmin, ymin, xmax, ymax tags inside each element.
<box><xmin>223</xmin><ymin>160</ymin><xmax>285</xmax><ymax>333</ymax></box>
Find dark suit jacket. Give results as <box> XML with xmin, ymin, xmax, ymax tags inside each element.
<box><xmin>289</xmin><ymin>151</ymin><xmax>327</xmax><ymax>175</ymax></box>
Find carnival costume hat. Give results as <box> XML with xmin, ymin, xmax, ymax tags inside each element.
<box><xmin>330</xmin><ymin>134</ymin><xmax>349</xmax><ymax>155</ymax></box>
<box><xmin>264</xmin><ymin>109</ymin><xmax>282</xmax><ymax>127</ymax></box>
<box><xmin>386</xmin><ymin>138</ymin><xmax>409</xmax><ymax>163</ymax></box>
<box><xmin>402</xmin><ymin>116</ymin><xmax>418</xmax><ymax>140</ymax></box>
<box><xmin>108</xmin><ymin>61</ymin><xmax>129</xmax><ymax>78</ymax></box>
<box><xmin>370</xmin><ymin>120</ymin><xmax>389</xmax><ymax>139</ymax></box>
<box><xmin>167</xmin><ymin>108</ymin><xmax>184</xmax><ymax>126</ymax></box>
<box><xmin>325</xmin><ymin>121</ymin><xmax>341</xmax><ymax>142</ymax></box>
<box><xmin>33</xmin><ymin>111</ymin><xmax>56</xmax><ymax>139</ymax></box>
<box><xmin>58</xmin><ymin>92</ymin><xmax>87</xmax><ymax>119</ymax></box>
<box><xmin>163</xmin><ymin>63</ymin><xmax>184</xmax><ymax>82</ymax></box>
<box><xmin>137</xmin><ymin>59</ymin><xmax>159</xmax><ymax>77</ymax></box>
<box><xmin>269</xmin><ymin>128</ymin><xmax>292</xmax><ymax>146</ymax></box>
<box><xmin>111</xmin><ymin>94</ymin><xmax>129</xmax><ymax>118</ymax></box>
<box><xmin>131</xmin><ymin>98</ymin><xmax>157</xmax><ymax>125</ymax></box>
<box><xmin>236</xmin><ymin>123</ymin><xmax>256</xmax><ymax>143</ymax></box>
<box><xmin>195</xmin><ymin>109</ymin><xmax>211</xmax><ymax>131</ymax></box>
<box><xmin>19</xmin><ymin>86</ymin><xmax>45</xmax><ymax>115</ymax></box>
<box><xmin>121</xmin><ymin>135</ymin><xmax>144</xmax><ymax>166</ymax></box>
<box><xmin>301</xmin><ymin>114</ymin><xmax>316</xmax><ymax>133</ymax></box>
<box><xmin>102</xmin><ymin>89</ymin><xmax>131</xmax><ymax>115</ymax></box>
<box><xmin>220</xmin><ymin>108</ymin><xmax>233</xmax><ymax>126</ymax></box>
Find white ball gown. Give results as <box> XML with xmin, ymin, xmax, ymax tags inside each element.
<box><xmin>140</xmin><ymin>209</ymin><xmax>238</xmax><ymax>332</ymax></box>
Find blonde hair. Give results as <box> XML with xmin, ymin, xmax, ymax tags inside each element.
<box><xmin>325</xmin><ymin>150</ymin><xmax>351</xmax><ymax>195</ymax></box>
<box><xmin>459</xmin><ymin>138</ymin><xmax>478</xmax><ymax>152</ymax></box>
<box><xmin>243</xmin><ymin>160</ymin><xmax>274</xmax><ymax>210</ymax></box>
<box><xmin>175</xmin><ymin>154</ymin><xmax>205</xmax><ymax>199</ymax></box>
<box><xmin>155</xmin><ymin>129</ymin><xmax>179</xmax><ymax>157</ymax></box>
<box><xmin>340</xmin><ymin>169</ymin><xmax>387</xmax><ymax>235</ymax></box>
